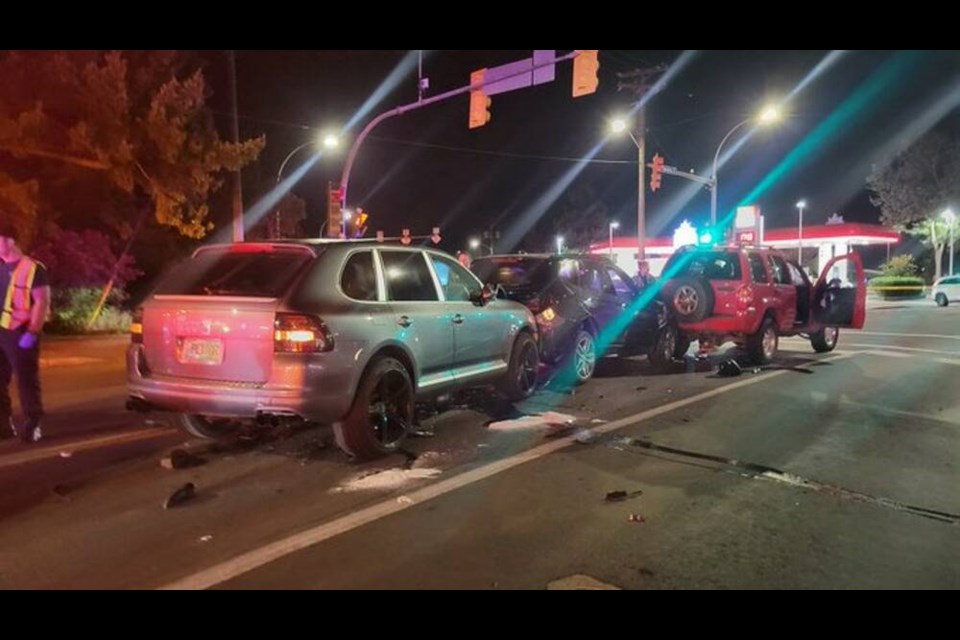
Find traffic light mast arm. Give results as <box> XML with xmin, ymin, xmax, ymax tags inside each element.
<box><xmin>649</xmin><ymin>162</ymin><xmax>716</xmax><ymax>188</ymax></box>
<box><xmin>339</xmin><ymin>50</ymin><xmax>581</xmax><ymax>211</ymax></box>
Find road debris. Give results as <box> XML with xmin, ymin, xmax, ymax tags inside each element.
<box><xmin>628</xmin><ymin>513</ymin><xmax>646</xmax><ymax>524</ymax></box>
<box><xmin>160</xmin><ymin>448</ymin><xmax>207</xmax><ymax>470</ymax></box>
<box><xmin>164</xmin><ymin>482</ymin><xmax>197</xmax><ymax>509</ymax></box>
<box><xmin>605</xmin><ymin>489</ymin><xmax>643</xmax><ymax>502</ymax></box>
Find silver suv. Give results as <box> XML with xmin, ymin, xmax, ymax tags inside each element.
<box><xmin>127</xmin><ymin>241</ymin><xmax>539</xmax><ymax>459</ymax></box>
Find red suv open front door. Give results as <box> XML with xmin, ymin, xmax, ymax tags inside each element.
<box><xmin>813</xmin><ymin>253</ymin><xmax>866</xmax><ymax>329</ymax></box>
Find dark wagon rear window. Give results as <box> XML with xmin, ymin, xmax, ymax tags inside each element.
<box><xmin>155</xmin><ymin>248</ymin><xmax>313</xmax><ymax>297</ymax></box>
<box><xmin>472</xmin><ymin>257</ymin><xmax>554</xmax><ymax>292</ymax></box>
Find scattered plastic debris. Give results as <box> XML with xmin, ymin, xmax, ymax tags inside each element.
<box><xmin>58</xmin><ymin>451</ymin><xmax>73</xmax><ymax>458</ymax></box>
<box><xmin>337</xmin><ymin>468</ymin><xmax>442</xmax><ymax>492</ymax></box>
<box><xmin>397</xmin><ymin>496</ymin><xmax>414</xmax><ymax>505</ymax></box>
<box><xmin>486</xmin><ymin>411</ymin><xmax>578</xmax><ymax>432</ymax></box>
<box><xmin>716</xmin><ymin>359</ymin><xmax>743</xmax><ymax>378</ymax></box>
<box><xmin>628</xmin><ymin>513</ymin><xmax>646</xmax><ymax>524</ymax></box>
<box><xmin>199</xmin><ymin>534</ymin><xmax>213</xmax><ymax>543</ymax></box>
<box><xmin>164</xmin><ymin>483</ymin><xmax>197</xmax><ymax>509</ymax></box>
<box><xmin>574</xmin><ymin>429</ymin><xmax>597</xmax><ymax>444</ymax></box>
<box><xmin>590</xmin><ymin>419</ymin><xmax>608</xmax><ymax>424</ymax></box>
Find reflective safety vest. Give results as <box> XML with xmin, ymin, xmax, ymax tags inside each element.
<box><xmin>1</xmin><ymin>257</ymin><xmax>39</xmax><ymax>330</ymax></box>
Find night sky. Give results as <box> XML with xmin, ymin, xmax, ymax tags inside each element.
<box><xmin>204</xmin><ymin>50</ymin><xmax>960</xmax><ymax>260</ymax></box>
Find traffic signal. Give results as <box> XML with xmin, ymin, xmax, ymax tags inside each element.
<box><xmin>650</xmin><ymin>153</ymin><xmax>665</xmax><ymax>192</ymax></box>
<box><xmin>353</xmin><ymin>208</ymin><xmax>369</xmax><ymax>238</ymax></box>
<box><xmin>572</xmin><ymin>50</ymin><xmax>599</xmax><ymax>98</ymax></box>
<box><xmin>469</xmin><ymin>69</ymin><xmax>492</xmax><ymax>129</ymax></box>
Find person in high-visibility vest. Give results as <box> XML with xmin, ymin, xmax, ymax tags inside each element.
<box><xmin>0</xmin><ymin>223</ymin><xmax>51</xmax><ymax>443</ymax></box>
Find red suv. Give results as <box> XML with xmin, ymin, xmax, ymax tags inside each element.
<box><xmin>659</xmin><ymin>245</ymin><xmax>866</xmax><ymax>363</ymax></box>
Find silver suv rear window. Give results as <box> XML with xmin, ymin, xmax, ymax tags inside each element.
<box><xmin>155</xmin><ymin>248</ymin><xmax>312</xmax><ymax>297</ymax></box>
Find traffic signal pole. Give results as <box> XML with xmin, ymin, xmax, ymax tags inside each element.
<box><xmin>338</xmin><ymin>50</ymin><xmax>581</xmax><ymax>213</ymax></box>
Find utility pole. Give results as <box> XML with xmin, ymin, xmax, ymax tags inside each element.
<box><xmin>226</xmin><ymin>50</ymin><xmax>244</xmax><ymax>242</ymax></box>
<box><xmin>617</xmin><ymin>65</ymin><xmax>665</xmax><ymax>262</ymax></box>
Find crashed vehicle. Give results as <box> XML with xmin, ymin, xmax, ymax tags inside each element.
<box><xmin>472</xmin><ymin>254</ymin><xmax>678</xmax><ymax>384</ymax></box>
<box><xmin>127</xmin><ymin>241</ymin><xmax>539</xmax><ymax>460</ymax></box>
<box><xmin>658</xmin><ymin>245</ymin><xmax>866</xmax><ymax>364</ymax></box>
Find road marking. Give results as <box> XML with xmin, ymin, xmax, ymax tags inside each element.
<box><xmin>0</xmin><ymin>427</ymin><xmax>178</xmax><ymax>470</ymax></box>
<box><xmin>858</xmin><ymin>331</ymin><xmax>960</xmax><ymax>341</ymax></box>
<box><xmin>846</xmin><ymin>344</ymin><xmax>960</xmax><ymax>358</ymax></box>
<box><xmin>161</xmin><ymin>351</ymin><xmax>856</xmax><ymax>590</ymax></box>
<box><xmin>837</xmin><ymin>398</ymin><xmax>959</xmax><ymax>427</ymax></box>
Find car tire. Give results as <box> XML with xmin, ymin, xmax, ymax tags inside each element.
<box><xmin>810</xmin><ymin>327</ymin><xmax>839</xmax><ymax>353</ymax></box>
<box><xmin>499</xmin><ymin>332</ymin><xmax>540</xmax><ymax>401</ymax></box>
<box><xmin>565</xmin><ymin>327</ymin><xmax>597</xmax><ymax>385</ymax></box>
<box><xmin>669</xmin><ymin>277</ymin><xmax>713</xmax><ymax>323</ymax></box>
<box><xmin>936</xmin><ymin>293</ymin><xmax>948</xmax><ymax>307</ymax></box>
<box><xmin>746</xmin><ymin>317</ymin><xmax>778</xmax><ymax>365</ymax></box>
<box><xmin>333</xmin><ymin>357</ymin><xmax>414</xmax><ymax>461</ymax></box>
<box><xmin>648</xmin><ymin>323</ymin><xmax>678</xmax><ymax>372</ymax></box>
<box><xmin>179</xmin><ymin>414</ymin><xmax>239</xmax><ymax>440</ymax></box>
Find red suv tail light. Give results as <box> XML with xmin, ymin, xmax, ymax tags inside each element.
<box><xmin>130</xmin><ymin>308</ymin><xmax>144</xmax><ymax>344</ymax></box>
<box><xmin>736</xmin><ymin>284</ymin><xmax>754</xmax><ymax>308</ymax></box>
<box><xmin>274</xmin><ymin>313</ymin><xmax>334</xmax><ymax>353</ymax></box>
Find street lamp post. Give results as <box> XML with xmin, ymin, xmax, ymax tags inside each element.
<box><xmin>610</xmin><ymin>118</ymin><xmax>646</xmax><ymax>261</ymax></box>
<box><xmin>943</xmin><ymin>209</ymin><xmax>956</xmax><ymax>276</ymax></box>
<box><xmin>556</xmin><ymin>236</ymin><xmax>564</xmax><ymax>255</ymax></box>
<box><xmin>608</xmin><ymin>221</ymin><xmax>620</xmax><ymax>258</ymax></box>
<box><xmin>709</xmin><ymin>105</ymin><xmax>781</xmax><ymax>227</ymax></box>
<box><xmin>274</xmin><ymin>134</ymin><xmax>340</xmax><ymax>239</ymax></box>
<box><xmin>796</xmin><ymin>200</ymin><xmax>806</xmax><ymax>264</ymax></box>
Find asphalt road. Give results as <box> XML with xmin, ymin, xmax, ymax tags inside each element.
<box><xmin>1</xmin><ymin>299</ymin><xmax>957</xmax><ymax>589</ymax></box>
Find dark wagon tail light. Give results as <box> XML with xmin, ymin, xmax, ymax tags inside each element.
<box><xmin>274</xmin><ymin>313</ymin><xmax>334</xmax><ymax>353</ymax></box>
<box><xmin>130</xmin><ymin>308</ymin><xmax>144</xmax><ymax>344</ymax></box>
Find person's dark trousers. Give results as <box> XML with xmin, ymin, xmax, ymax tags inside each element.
<box><xmin>0</xmin><ymin>327</ymin><xmax>43</xmax><ymax>423</ymax></box>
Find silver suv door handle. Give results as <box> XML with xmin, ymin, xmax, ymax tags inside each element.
<box><xmin>452</xmin><ymin>314</ymin><xmax>464</xmax><ymax>325</ymax></box>
<box><xmin>397</xmin><ymin>316</ymin><xmax>413</xmax><ymax>327</ymax></box>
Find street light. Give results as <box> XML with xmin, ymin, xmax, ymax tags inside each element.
<box><xmin>609</xmin><ymin>116</ymin><xmax>647</xmax><ymax>260</ymax></box>
<box><xmin>710</xmin><ymin>103</ymin><xmax>782</xmax><ymax>227</ymax></box>
<box><xmin>796</xmin><ymin>200</ymin><xmax>807</xmax><ymax>264</ymax></box>
<box><xmin>943</xmin><ymin>208</ymin><xmax>956</xmax><ymax>276</ymax></box>
<box><xmin>469</xmin><ymin>238</ymin><xmax>481</xmax><ymax>250</ymax></box>
<box><xmin>556</xmin><ymin>236</ymin><xmax>564</xmax><ymax>255</ymax></box>
<box><xmin>608</xmin><ymin>221</ymin><xmax>620</xmax><ymax>258</ymax></box>
<box><xmin>274</xmin><ymin>132</ymin><xmax>341</xmax><ymax>239</ymax></box>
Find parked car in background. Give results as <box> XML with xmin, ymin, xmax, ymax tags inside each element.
<box><xmin>472</xmin><ymin>254</ymin><xmax>677</xmax><ymax>385</ymax></box>
<box><xmin>658</xmin><ymin>245</ymin><xmax>866</xmax><ymax>364</ymax></box>
<box><xmin>932</xmin><ymin>275</ymin><xmax>960</xmax><ymax>307</ymax></box>
<box><xmin>127</xmin><ymin>241</ymin><xmax>539</xmax><ymax>460</ymax></box>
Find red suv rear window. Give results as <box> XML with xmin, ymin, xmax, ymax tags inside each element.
<box><xmin>664</xmin><ymin>250</ymin><xmax>742</xmax><ymax>281</ymax></box>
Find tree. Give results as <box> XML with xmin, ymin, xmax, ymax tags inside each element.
<box><xmin>867</xmin><ymin>131</ymin><xmax>960</xmax><ymax>282</ymax></box>
<box><xmin>0</xmin><ymin>50</ymin><xmax>265</xmax><ymax>244</ymax></box>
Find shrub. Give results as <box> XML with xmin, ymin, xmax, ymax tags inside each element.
<box><xmin>869</xmin><ymin>275</ymin><xmax>926</xmax><ymax>299</ymax></box>
<box><xmin>46</xmin><ymin>288</ymin><xmax>130</xmax><ymax>334</ymax></box>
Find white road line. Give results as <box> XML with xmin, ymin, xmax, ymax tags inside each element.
<box><xmin>0</xmin><ymin>427</ymin><xmax>178</xmax><ymax>470</ymax></box>
<box><xmin>838</xmin><ymin>398</ymin><xmax>959</xmax><ymax>427</ymax></box>
<box><xmin>846</xmin><ymin>344</ymin><xmax>960</xmax><ymax>358</ymax></box>
<box><xmin>161</xmin><ymin>351</ymin><xmax>857</xmax><ymax>590</ymax></box>
<box><xmin>858</xmin><ymin>331</ymin><xmax>960</xmax><ymax>341</ymax></box>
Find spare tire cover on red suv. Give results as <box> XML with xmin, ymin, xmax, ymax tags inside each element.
<box><xmin>667</xmin><ymin>277</ymin><xmax>714</xmax><ymax>323</ymax></box>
